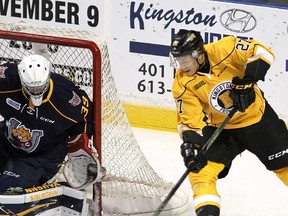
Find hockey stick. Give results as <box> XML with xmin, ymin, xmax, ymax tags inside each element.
<box><xmin>153</xmin><ymin>107</ymin><xmax>237</xmax><ymax>216</ymax></box>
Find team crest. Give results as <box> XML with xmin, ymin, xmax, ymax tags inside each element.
<box><xmin>209</xmin><ymin>81</ymin><xmax>234</xmax><ymax>114</ymax></box>
<box><xmin>6</xmin><ymin>118</ymin><xmax>44</xmax><ymax>153</ymax></box>
<box><xmin>69</xmin><ymin>91</ymin><xmax>81</xmax><ymax>107</ymax></box>
<box><xmin>0</xmin><ymin>66</ymin><xmax>7</xmax><ymax>78</ymax></box>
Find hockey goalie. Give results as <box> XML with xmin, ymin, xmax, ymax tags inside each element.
<box><xmin>0</xmin><ymin>43</ymin><xmax>105</xmax><ymax>215</ymax></box>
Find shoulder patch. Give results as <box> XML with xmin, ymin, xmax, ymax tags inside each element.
<box><xmin>6</xmin><ymin>98</ymin><xmax>21</xmax><ymax>110</ymax></box>
<box><xmin>69</xmin><ymin>91</ymin><xmax>81</xmax><ymax>107</ymax></box>
<box><xmin>0</xmin><ymin>66</ymin><xmax>8</xmax><ymax>78</ymax></box>
<box><xmin>193</xmin><ymin>80</ymin><xmax>206</xmax><ymax>90</ymax></box>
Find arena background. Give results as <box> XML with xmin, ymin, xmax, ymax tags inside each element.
<box><xmin>1</xmin><ymin>0</ymin><xmax>287</xmax><ymax>131</ymax></box>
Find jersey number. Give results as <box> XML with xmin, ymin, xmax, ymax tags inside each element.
<box><xmin>176</xmin><ymin>99</ymin><xmax>183</xmax><ymax>114</ymax></box>
<box><xmin>81</xmin><ymin>96</ymin><xmax>90</xmax><ymax>117</ymax></box>
<box><xmin>235</xmin><ymin>39</ymin><xmax>251</xmax><ymax>51</ymax></box>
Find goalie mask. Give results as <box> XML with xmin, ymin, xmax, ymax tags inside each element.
<box><xmin>18</xmin><ymin>54</ymin><xmax>50</xmax><ymax>106</ymax></box>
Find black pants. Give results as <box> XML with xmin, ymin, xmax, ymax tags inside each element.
<box><xmin>0</xmin><ymin>156</ymin><xmax>63</xmax><ymax>192</ymax></box>
<box><xmin>206</xmin><ymin>102</ymin><xmax>288</xmax><ymax>171</ymax></box>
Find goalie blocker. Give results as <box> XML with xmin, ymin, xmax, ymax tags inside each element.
<box><xmin>64</xmin><ymin>133</ymin><xmax>106</xmax><ymax>190</ymax></box>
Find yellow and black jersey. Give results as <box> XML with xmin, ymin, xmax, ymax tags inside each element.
<box><xmin>172</xmin><ymin>36</ymin><xmax>275</xmax><ymax>134</ymax></box>
<box><xmin>0</xmin><ymin>62</ymin><xmax>93</xmax><ymax>159</ymax></box>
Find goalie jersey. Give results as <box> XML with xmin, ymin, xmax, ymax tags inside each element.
<box><xmin>0</xmin><ymin>62</ymin><xmax>93</xmax><ymax>160</ymax></box>
<box><xmin>172</xmin><ymin>36</ymin><xmax>275</xmax><ymax>132</ymax></box>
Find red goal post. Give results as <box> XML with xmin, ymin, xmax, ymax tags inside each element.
<box><xmin>0</xmin><ymin>21</ymin><xmax>189</xmax><ymax>216</ymax></box>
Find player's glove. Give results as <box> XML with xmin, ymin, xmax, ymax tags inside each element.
<box><xmin>180</xmin><ymin>130</ymin><xmax>208</xmax><ymax>173</ymax></box>
<box><xmin>181</xmin><ymin>142</ymin><xmax>207</xmax><ymax>173</ymax></box>
<box><xmin>230</xmin><ymin>76</ymin><xmax>255</xmax><ymax>112</ymax></box>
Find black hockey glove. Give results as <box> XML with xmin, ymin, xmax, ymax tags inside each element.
<box><xmin>180</xmin><ymin>130</ymin><xmax>208</xmax><ymax>173</ymax></box>
<box><xmin>230</xmin><ymin>76</ymin><xmax>255</xmax><ymax>112</ymax></box>
<box><xmin>181</xmin><ymin>142</ymin><xmax>207</xmax><ymax>173</ymax></box>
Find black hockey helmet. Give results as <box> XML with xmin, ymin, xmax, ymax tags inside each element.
<box><xmin>170</xmin><ymin>29</ymin><xmax>205</xmax><ymax>58</ymax></box>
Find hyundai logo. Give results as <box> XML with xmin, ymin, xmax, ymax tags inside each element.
<box><xmin>220</xmin><ymin>9</ymin><xmax>257</xmax><ymax>33</ymax></box>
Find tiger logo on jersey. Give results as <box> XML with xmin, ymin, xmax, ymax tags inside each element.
<box><xmin>6</xmin><ymin>118</ymin><xmax>44</xmax><ymax>153</ymax></box>
<box><xmin>209</xmin><ymin>81</ymin><xmax>234</xmax><ymax>114</ymax></box>
<box><xmin>12</xmin><ymin>127</ymin><xmax>31</xmax><ymax>142</ymax></box>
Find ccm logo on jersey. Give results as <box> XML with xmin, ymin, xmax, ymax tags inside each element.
<box><xmin>3</xmin><ymin>170</ymin><xmax>20</xmax><ymax>178</ymax></box>
<box><xmin>268</xmin><ymin>148</ymin><xmax>288</xmax><ymax>160</ymax></box>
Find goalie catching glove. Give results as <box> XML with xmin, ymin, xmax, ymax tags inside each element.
<box><xmin>64</xmin><ymin>133</ymin><xmax>106</xmax><ymax>190</ymax></box>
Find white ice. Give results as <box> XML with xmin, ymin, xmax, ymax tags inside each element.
<box><xmin>132</xmin><ymin>127</ymin><xmax>288</xmax><ymax>216</ymax></box>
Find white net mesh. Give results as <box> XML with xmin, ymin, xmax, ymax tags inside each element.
<box><xmin>0</xmin><ymin>22</ymin><xmax>188</xmax><ymax>215</ymax></box>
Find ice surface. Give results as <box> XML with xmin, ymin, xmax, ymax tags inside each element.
<box><xmin>132</xmin><ymin>127</ymin><xmax>288</xmax><ymax>216</ymax></box>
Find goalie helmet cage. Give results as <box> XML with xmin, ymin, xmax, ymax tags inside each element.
<box><xmin>0</xmin><ymin>22</ymin><xmax>188</xmax><ymax>216</ymax></box>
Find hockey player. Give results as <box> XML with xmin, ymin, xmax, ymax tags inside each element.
<box><xmin>0</xmin><ymin>53</ymin><xmax>103</xmax><ymax>193</ymax></box>
<box><xmin>170</xmin><ymin>29</ymin><xmax>288</xmax><ymax>216</ymax></box>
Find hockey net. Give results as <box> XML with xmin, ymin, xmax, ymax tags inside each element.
<box><xmin>0</xmin><ymin>22</ymin><xmax>188</xmax><ymax>215</ymax></box>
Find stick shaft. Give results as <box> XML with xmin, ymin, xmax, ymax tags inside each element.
<box><xmin>153</xmin><ymin>107</ymin><xmax>237</xmax><ymax>216</ymax></box>
<box><xmin>201</xmin><ymin>107</ymin><xmax>237</xmax><ymax>152</ymax></box>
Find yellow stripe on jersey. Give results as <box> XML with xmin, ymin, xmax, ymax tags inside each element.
<box><xmin>48</xmin><ymin>101</ymin><xmax>78</xmax><ymax>124</ymax></box>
